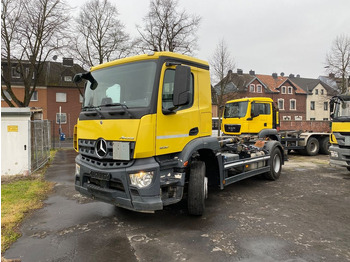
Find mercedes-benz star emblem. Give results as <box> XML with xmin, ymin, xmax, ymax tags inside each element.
<box><xmin>95</xmin><ymin>138</ymin><xmax>108</xmax><ymax>158</ymax></box>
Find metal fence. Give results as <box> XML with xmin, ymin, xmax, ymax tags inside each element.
<box><xmin>30</xmin><ymin>120</ymin><xmax>51</xmax><ymax>172</ymax></box>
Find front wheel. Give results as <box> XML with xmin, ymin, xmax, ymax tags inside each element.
<box><xmin>264</xmin><ymin>147</ymin><xmax>282</xmax><ymax>180</ymax></box>
<box><xmin>188</xmin><ymin>161</ymin><xmax>207</xmax><ymax>216</ymax></box>
<box><xmin>302</xmin><ymin>137</ymin><xmax>319</xmax><ymax>156</ymax></box>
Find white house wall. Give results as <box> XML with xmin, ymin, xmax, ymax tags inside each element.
<box><xmin>306</xmin><ymin>83</ymin><xmax>330</xmax><ymax>120</ymax></box>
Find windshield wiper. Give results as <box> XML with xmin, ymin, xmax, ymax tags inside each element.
<box><xmin>100</xmin><ymin>103</ymin><xmax>133</xmax><ymax>118</ymax></box>
<box><xmin>82</xmin><ymin>105</ymin><xmax>104</xmax><ymax>118</ymax></box>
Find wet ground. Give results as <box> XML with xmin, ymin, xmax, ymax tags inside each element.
<box><xmin>4</xmin><ymin>150</ymin><xmax>350</xmax><ymax>262</ymax></box>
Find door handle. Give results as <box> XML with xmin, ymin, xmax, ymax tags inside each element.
<box><xmin>189</xmin><ymin>127</ymin><xmax>199</xmax><ymax>136</ymax></box>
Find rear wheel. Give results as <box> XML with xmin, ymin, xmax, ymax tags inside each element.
<box><xmin>302</xmin><ymin>137</ymin><xmax>319</xmax><ymax>156</ymax></box>
<box><xmin>188</xmin><ymin>161</ymin><xmax>207</xmax><ymax>216</ymax></box>
<box><xmin>264</xmin><ymin>147</ymin><xmax>282</xmax><ymax>180</ymax></box>
<box><xmin>319</xmin><ymin>137</ymin><xmax>330</xmax><ymax>155</ymax></box>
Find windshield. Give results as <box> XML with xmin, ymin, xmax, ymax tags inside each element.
<box><xmin>83</xmin><ymin>61</ymin><xmax>157</xmax><ymax>108</ymax></box>
<box><xmin>224</xmin><ymin>101</ymin><xmax>248</xmax><ymax>118</ymax></box>
<box><xmin>334</xmin><ymin>98</ymin><xmax>350</xmax><ymax>121</ymax></box>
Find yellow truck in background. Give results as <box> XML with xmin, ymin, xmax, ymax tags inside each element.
<box><xmin>73</xmin><ymin>52</ymin><xmax>284</xmax><ymax>215</ymax></box>
<box><xmin>221</xmin><ymin>97</ymin><xmax>330</xmax><ymax>156</ymax></box>
<box><xmin>329</xmin><ymin>95</ymin><xmax>350</xmax><ymax>171</ymax></box>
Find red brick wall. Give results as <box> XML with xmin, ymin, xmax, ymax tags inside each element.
<box><xmin>280</xmin><ymin>120</ymin><xmax>330</xmax><ymax>132</ymax></box>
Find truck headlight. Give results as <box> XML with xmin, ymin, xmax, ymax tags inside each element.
<box><xmin>129</xmin><ymin>171</ymin><xmax>154</xmax><ymax>188</ymax></box>
<box><xmin>75</xmin><ymin>164</ymin><xmax>80</xmax><ymax>176</ymax></box>
<box><xmin>330</xmin><ymin>151</ymin><xmax>338</xmax><ymax>158</ymax></box>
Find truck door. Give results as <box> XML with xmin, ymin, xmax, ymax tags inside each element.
<box><xmin>249</xmin><ymin>102</ymin><xmax>272</xmax><ymax>133</ymax></box>
<box><xmin>155</xmin><ymin>65</ymin><xmax>199</xmax><ymax>156</ymax></box>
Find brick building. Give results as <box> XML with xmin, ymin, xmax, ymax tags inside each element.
<box><xmin>1</xmin><ymin>58</ymin><xmax>85</xmax><ymax>138</ymax></box>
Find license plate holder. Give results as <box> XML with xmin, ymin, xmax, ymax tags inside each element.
<box><xmin>113</xmin><ymin>142</ymin><xmax>130</xmax><ymax>160</ymax></box>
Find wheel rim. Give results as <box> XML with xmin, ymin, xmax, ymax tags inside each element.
<box><xmin>310</xmin><ymin>142</ymin><xmax>317</xmax><ymax>153</ymax></box>
<box><xmin>273</xmin><ymin>154</ymin><xmax>281</xmax><ymax>173</ymax></box>
<box><xmin>204</xmin><ymin>177</ymin><xmax>208</xmax><ymax>199</ymax></box>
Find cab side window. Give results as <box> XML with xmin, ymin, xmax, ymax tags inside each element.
<box><xmin>162</xmin><ymin>69</ymin><xmax>194</xmax><ymax>111</ymax></box>
<box><xmin>256</xmin><ymin>103</ymin><xmax>271</xmax><ymax>115</ymax></box>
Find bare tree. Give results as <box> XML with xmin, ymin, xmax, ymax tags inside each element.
<box><xmin>137</xmin><ymin>0</ymin><xmax>201</xmax><ymax>54</ymax></box>
<box><xmin>210</xmin><ymin>39</ymin><xmax>235</xmax><ymax>134</ymax></box>
<box><xmin>73</xmin><ymin>0</ymin><xmax>131</xmax><ymax>68</ymax></box>
<box><xmin>1</xmin><ymin>0</ymin><xmax>71</xmax><ymax>107</ymax></box>
<box><xmin>326</xmin><ymin>34</ymin><xmax>350</xmax><ymax>94</ymax></box>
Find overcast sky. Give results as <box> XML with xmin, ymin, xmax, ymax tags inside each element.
<box><xmin>70</xmin><ymin>0</ymin><xmax>350</xmax><ymax>78</ymax></box>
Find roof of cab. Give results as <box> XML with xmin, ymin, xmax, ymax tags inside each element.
<box><xmin>90</xmin><ymin>51</ymin><xmax>209</xmax><ymax>71</ymax></box>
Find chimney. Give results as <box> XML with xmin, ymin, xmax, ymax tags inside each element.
<box><xmin>249</xmin><ymin>70</ymin><xmax>255</xmax><ymax>76</ymax></box>
<box><xmin>280</xmin><ymin>72</ymin><xmax>285</xmax><ymax>77</ymax></box>
<box><xmin>272</xmin><ymin>73</ymin><xmax>278</xmax><ymax>79</ymax></box>
<box><xmin>297</xmin><ymin>74</ymin><xmax>300</xmax><ymax>78</ymax></box>
<box><xmin>237</xmin><ymin>69</ymin><xmax>243</xmax><ymax>75</ymax></box>
<box><xmin>63</xmin><ymin>58</ymin><xmax>74</xmax><ymax>67</ymax></box>
<box><xmin>289</xmin><ymin>73</ymin><xmax>295</xmax><ymax>78</ymax></box>
<box><xmin>329</xmin><ymin>73</ymin><xmax>335</xmax><ymax>78</ymax></box>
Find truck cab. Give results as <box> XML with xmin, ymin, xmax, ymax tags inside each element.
<box><xmin>329</xmin><ymin>95</ymin><xmax>350</xmax><ymax>170</ymax></box>
<box><xmin>222</xmin><ymin>97</ymin><xmax>279</xmax><ymax>135</ymax></box>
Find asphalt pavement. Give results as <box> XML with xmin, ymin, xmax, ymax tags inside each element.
<box><xmin>3</xmin><ymin>150</ymin><xmax>350</xmax><ymax>262</ymax></box>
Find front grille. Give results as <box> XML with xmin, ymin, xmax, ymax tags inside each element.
<box><xmin>78</xmin><ymin>139</ymin><xmax>135</xmax><ymax>169</ymax></box>
<box><xmin>225</xmin><ymin>124</ymin><xmax>241</xmax><ymax>133</ymax></box>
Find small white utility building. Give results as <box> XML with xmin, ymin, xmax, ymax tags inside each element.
<box><xmin>1</xmin><ymin>108</ymin><xmax>31</xmax><ymax>176</ymax></box>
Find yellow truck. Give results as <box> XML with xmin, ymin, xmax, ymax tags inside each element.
<box><xmin>221</xmin><ymin>97</ymin><xmax>330</xmax><ymax>156</ymax></box>
<box><xmin>329</xmin><ymin>95</ymin><xmax>350</xmax><ymax>171</ymax></box>
<box><xmin>73</xmin><ymin>52</ymin><xmax>284</xmax><ymax>215</ymax></box>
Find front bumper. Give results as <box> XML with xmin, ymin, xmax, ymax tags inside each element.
<box><xmin>75</xmin><ymin>154</ymin><xmax>184</xmax><ymax>212</ymax></box>
<box><xmin>329</xmin><ymin>145</ymin><xmax>350</xmax><ymax>168</ymax></box>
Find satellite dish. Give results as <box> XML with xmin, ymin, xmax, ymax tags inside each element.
<box><xmin>53</xmin><ymin>55</ymin><xmax>58</xmax><ymax>61</ymax></box>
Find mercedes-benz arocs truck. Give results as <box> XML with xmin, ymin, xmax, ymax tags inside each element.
<box><xmin>73</xmin><ymin>52</ymin><xmax>284</xmax><ymax>215</ymax></box>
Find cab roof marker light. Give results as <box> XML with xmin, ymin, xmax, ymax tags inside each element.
<box><xmin>147</xmin><ymin>51</ymin><xmax>155</xmax><ymax>56</ymax></box>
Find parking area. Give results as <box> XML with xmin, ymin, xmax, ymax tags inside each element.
<box><xmin>4</xmin><ymin>150</ymin><xmax>350</xmax><ymax>262</ymax></box>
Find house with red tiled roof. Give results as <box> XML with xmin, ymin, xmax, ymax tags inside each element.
<box><xmin>255</xmin><ymin>73</ymin><xmax>307</xmax><ymax>121</ymax></box>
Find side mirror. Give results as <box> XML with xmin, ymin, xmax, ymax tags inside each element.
<box><xmin>173</xmin><ymin>65</ymin><xmax>191</xmax><ymax>106</ymax></box>
<box><xmin>73</xmin><ymin>73</ymin><xmax>83</xmax><ymax>84</ymax></box>
<box><xmin>251</xmin><ymin>102</ymin><xmax>260</xmax><ymax>118</ymax></box>
<box><xmin>329</xmin><ymin>99</ymin><xmax>334</xmax><ymax>113</ymax></box>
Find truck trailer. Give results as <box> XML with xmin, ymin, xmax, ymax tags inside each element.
<box><xmin>73</xmin><ymin>52</ymin><xmax>284</xmax><ymax>215</ymax></box>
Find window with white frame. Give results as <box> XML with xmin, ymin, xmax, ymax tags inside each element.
<box><xmin>281</xmin><ymin>86</ymin><xmax>286</xmax><ymax>94</ymax></box>
<box><xmin>290</xmin><ymin>99</ymin><xmax>296</xmax><ymax>110</ymax></box>
<box><xmin>288</xmin><ymin>86</ymin><xmax>293</xmax><ymax>94</ymax></box>
<box><xmin>30</xmin><ymin>91</ymin><xmax>38</xmax><ymax>101</ymax></box>
<box><xmin>278</xmin><ymin>99</ymin><xmax>284</xmax><ymax>110</ymax></box>
<box><xmin>256</xmin><ymin>84</ymin><xmax>262</xmax><ymax>93</ymax></box>
<box><xmin>64</xmin><ymin>76</ymin><xmax>72</xmax><ymax>82</ymax></box>
<box><xmin>249</xmin><ymin>84</ymin><xmax>255</xmax><ymax>92</ymax></box>
<box><xmin>56</xmin><ymin>113</ymin><xmax>67</xmax><ymax>124</ymax></box>
<box><xmin>11</xmin><ymin>67</ymin><xmax>20</xmax><ymax>78</ymax></box>
<box><xmin>25</xmin><ymin>68</ymin><xmax>35</xmax><ymax>79</ymax></box>
<box><xmin>56</xmin><ymin>92</ymin><xmax>67</xmax><ymax>102</ymax></box>
<box><xmin>1</xmin><ymin>90</ymin><xmax>12</xmax><ymax>101</ymax></box>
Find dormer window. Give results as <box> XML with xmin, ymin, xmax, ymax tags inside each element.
<box><xmin>249</xmin><ymin>84</ymin><xmax>255</xmax><ymax>92</ymax></box>
<box><xmin>11</xmin><ymin>67</ymin><xmax>20</xmax><ymax>78</ymax></box>
<box><xmin>64</xmin><ymin>76</ymin><xmax>72</xmax><ymax>82</ymax></box>
<box><xmin>281</xmin><ymin>86</ymin><xmax>286</xmax><ymax>94</ymax></box>
<box><xmin>256</xmin><ymin>84</ymin><xmax>262</xmax><ymax>93</ymax></box>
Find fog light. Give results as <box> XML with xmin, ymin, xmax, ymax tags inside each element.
<box><xmin>129</xmin><ymin>171</ymin><xmax>154</xmax><ymax>188</ymax></box>
<box><xmin>75</xmin><ymin>164</ymin><xmax>80</xmax><ymax>176</ymax></box>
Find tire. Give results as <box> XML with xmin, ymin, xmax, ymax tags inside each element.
<box><xmin>302</xmin><ymin>137</ymin><xmax>319</xmax><ymax>156</ymax></box>
<box><xmin>264</xmin><ymin>147</ymin><xmax>282</xmax><ymax>181</ymax></box>
<box><xmin>188</xmin><ymin>161</ymin><xmax>207</xmax><ymax>216</ymax></box>
<box><xmin>319</xmin><ymin>137</ymin><xmax>330</xmax><ymax>155</ymax></box>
